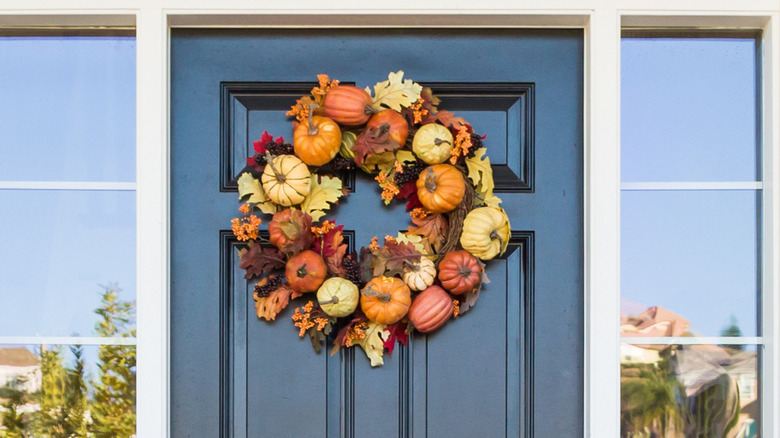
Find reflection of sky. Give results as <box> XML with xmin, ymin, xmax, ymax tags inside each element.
<box><xmin>621</xmin><ymin>38</ymin><xmax>759</xmax><ymax>337</ymax></box>
<box><xmin>0</xmin><ymin>37</ymin><xmax>136</xmax><ymax>338</ymax></box>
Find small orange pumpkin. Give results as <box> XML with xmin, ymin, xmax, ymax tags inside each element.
<box><xmin>293</xmin><ymin>112</ymin><xmax>342</xmax><ymax>166</ymax></box>
<box><xmin>360</xmin><ymin>276</ymin><xmax>411</xmax><ymax>325</ymax></box>
<box><xmin>365</xmin><ymin>109</ymin><xmax>408</xmax><ymax>146</ymax></box>
<box><xmin>285</xmin><ymin>250</ymin><xmax>327</xmax><ymax>293</ymax></box>
<box><xmin>267</xmin><ymin>208</ymin><xmax>311</xmax><ymax>252</ymax></box>
<box><xmin>437</xmin><ymin>250</ymin><xmax>483</xmax><ymax>295</ymax></box>
<box><xmin>322</xmin><ymin>86</ymin><xmax>375</xmax><ymax>126</ymax></box>
<box><xmin>416</xmin><ymin>164</ymin><xmax>466</xmax><ymax>213</ymax></box>
<box><xmin>407</xmin><ymin>286</ymin><xmax>454</xmax><ymax>333</ymax></box>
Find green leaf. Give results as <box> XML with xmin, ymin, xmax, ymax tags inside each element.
<box><xmin>465</xmin><ymin>148</ymin><xmax>502</xmax><ymax>207</ymax></box>
<box><xmin>236</xmin><ymin>172</ymin><xmax>278</xmax><ymax>214</ymax></box>
<box><xmin>368</xmin><ymin>70</ymin><xmax>422</xmax><ymax>112</ymax></box>
<box><xmin>354</xmin><ymin>321</ymin><xmax>388</xmax><ymax>367</ymax></box>
<box><xmin>300</xmin><ymin>175</ymin><xmax>344</xmax><ymax>222</ymax></box>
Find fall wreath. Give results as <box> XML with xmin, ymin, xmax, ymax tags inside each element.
<box><xmin>231</xmin><ymin>71</ymin><xmax>510</xmax><ymax>366</ymax></box>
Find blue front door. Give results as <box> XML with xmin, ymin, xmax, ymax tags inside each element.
<box><xmin>170</xmin><ymin>28</ymin><xmax>583</xmax><ymax>437</ymax></box>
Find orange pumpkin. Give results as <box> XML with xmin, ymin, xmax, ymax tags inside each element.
<box><xmin>437</xmin><ymin>250</ymin><xmax>483</xmax><ymax>295</ymax></box>
<box><xmin>416</xmin><ymin>164</ymin><xmax>466</xmax><ymax>213</ymax></box>
<box><xmin>293</xmin><ymin>113</ymin><xmax>342</xmax><ymax>166</ymax></box>
<box><xmin>267</xmin><ymin>208</ymin><xmax>311</xmax><ymax>252</ymax></box>
<box><xmin>407</xmin><ymin>286</ymin><xmax>453</xmax><ymax>333</ymax></box>
<box><xmin>285</xmin><ymin>250</ymin><xmax>327</xmax><ymax>293</ymax></box>
<box><xmin>360</xmin><ymin>276</ymin><xmax>411</xmax><ymax>325</ymax></box>
<box><xmin>322</xmin><ymin>85</ymin><xmax>375</xmax><ymax>126</ymax></box>
<box><xmin>365</xmin><ymin>109</ymin><xmax>408</xmax><ymax>146</ymax></box>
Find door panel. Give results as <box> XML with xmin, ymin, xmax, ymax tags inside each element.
<box><xmin>171</xmin><ymin>28</ymin><xmax>583</xmax><ymax>437</ymax></box>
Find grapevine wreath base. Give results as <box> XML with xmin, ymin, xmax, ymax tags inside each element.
<box><xmin>230</xmin><ymin>71</ymin><xmax>511</xmax><ymax>366</ymax></box>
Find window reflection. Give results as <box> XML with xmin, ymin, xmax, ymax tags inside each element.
<box><xmin>621</xmin><ymin>343</ymin><xmax>759</xmax><ymax>438</ymax></box>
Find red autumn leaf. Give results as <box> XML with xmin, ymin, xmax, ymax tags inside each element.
<box><xmin>274</xmin><ymin>135</ymin><xmax>284</xmax><ymax>144</ymax></box>
<box><xmin>253</xmin><ymin>131</ymin><xmax>274</xmax><ymax>153</ymax></box>
<box><xmin>431</xmin><ymin>110</ymin><xmax>470</xmax><ymax>130</ymax></box>
<box><xmin>405</xmin><ymin>191</ymin><xmax>422</xmax><ymax>211</ymax></box>
<box><xmin>352</xmin><ymin>125</ymin><xmax>403</xmax><ymax>166</ymax></box>
<box><xmin>331</xmin><ymin>313</ymin><xmax>368</xmax><ymax>356</ymax></box>
<box><xmin>238</xmin><ymin>242</ymin><xmax>285</xmax><ymax>280</ymax></box>
<box><xmin>254</xmin><ymin>284</ymin><xmax>294</xmax><ymax>321</ymax></box>
<box><xmin>396</xmin><ymin>180</ymin><xmax>417</xmax><ymax>200</ymax></box>
<box><xmin>383</xmin><ymin>322</ymin><xmax>409</xmax><ymax>356</ymax></box>
<box><xmin>312</xmin><ymin>224</ymin><xmax>344</xmax><ymax>257</ymax></box>
<box><xmin>407</xmin><ymin>213</ymin><xmax>449</xmax><ymax>254</ymax></box>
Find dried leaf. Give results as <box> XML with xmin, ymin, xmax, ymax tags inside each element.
<box><xmin>355</xmin><ymin>321</ymin><xmax>388</xmax><ymax>367</ymax></box>
<box><xmin>236</xmin><ymin>172</ymin><xmax>278</xmax><ymax>215</ymax></box>
<box><xmin>331</xmin><ymin>313</ymin><xmax>367</xmax><ymax>356</ymax></box>
<box><xmin>368</xmin><ymin>70</ymin><xmax>422</xmax><ymax>112</ymax></box>
<box><xmin>458</xmin><ymin>260</ymin><xmax>489</xmax><ymax>315</ymax></box>
<box><xmin>407</xmin><ymin>213</ymin><xmax>448</xmax><ymax>254</ymax></box>
<box><xmin>383</xmin><ymin>322</ymin><xmax>409</xmax><ymax>356</ymax></box>
<box><xmin>431</xmin><ymin>109</ymin><xmax>469</xmax><ymax>130</ymax></box>
<box><xmin>358</xmin><ymin>247</ymin><xmax>377</xmax><ymax>285</ymax></box>
<box><xmin>396</xmin><ymin>180</ymin><xmax>417</xmax><ymax>200</ymax></box>
<box><xmin>254</xmin><ymin>285</ymin><xmax>294</xmax><ymax>321</ymax></box>
<box><xmin>275</xmin><ymin>209</ymin><xmax>314</xmax><ymax>256</ymax></box>
<box><xmin>352</xmin><ymin>126</ymin><xmax>403</xmax><ymax>167</ymax></box>
<box><xmin>395</xmin><ymin>232</ymin><xmax>426</xmax><ymax>256</ymax></box>
<box><xmin>300</xmin><ymin>175</ymin><xmax>344</xmax><ymax>222</ymax></box>
<box><xmin>238</xmin><ymin>242</ymin><xmax>285</xmax><ymax>280</ymax></box>
<box><xmin>466</xmin><ymin>148</ymin><xmax>502</xmax><ymax>207</ymax></box>
<box><xmin>316</xmin><ymin>225</ymin><xmax>348</xmax><ymax>276</ymax></box>
<box><xmin>372</xmin><ymin>240</ymin><xmax>421</xmax><ymax>277</ymax></box>
<box><xmin>395</xmin><ymin>150</ymin><xmax>417</xmax><ymax>165</ymax></box>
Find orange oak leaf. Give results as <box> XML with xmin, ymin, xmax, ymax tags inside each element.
<box><xmin>238</xmin><ymin>242</ymin><xmax>286</xmax><ymax>280</ymax></box>
<box><xmin>431</xmin><ymin>110</ymin><xmax>469</xmax><ymax>130</ymax></box>
<box><xmin>407</xmin><ymin>213</ymin><xmax>449</xmax><ymax>254</ymax></box>
<box><xmin>254</xmin><ymin>285</ymin><xmax>295</xmax><ymax>321</ymax></box>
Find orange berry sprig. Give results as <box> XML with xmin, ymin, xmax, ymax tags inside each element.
<box><xmin>230</xmin><ymin>215</ymin><xmax>262</xmax><ymax>241</ymax></box>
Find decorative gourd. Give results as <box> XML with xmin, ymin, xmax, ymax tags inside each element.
<box><xmin>261</xmin><ymin>154</ymin><xmax>311</xmax><ymax>206</ymax></box>
<box><xmin>360</xmin><ymin>276</ymin><xmax>411</xmax><ymax>325</ymax></box>
<box><xmin>339</xmin><ymin>131</ymin><xmax>358</xmax><ymax>160</ymax></box>
<box><xmin>293</xmin><ymin>111</ymin><xmax>342</xmax><ymax>166</ymax></box>
<box><xmin>402</xmin><ymin>257</ymin><xmax>436</xmax><ymax>291</ymax></box>
<box><xmin>285</xmin><ymin>250</ymin><xmax>327</xmax><ymax>293</ymax></box>
<box><xmin>437</xmin><ymin>250</ymin><xmax>482</xmax><ymax>295</ymax></box>
<box><xmin>416</xmin><ymin>164</ymin><xmax>466</xmax><ymax>213</ymax></box>
<box><xmin>407</xmin><ymin>286</ymin><xmax>453</xmax><ymax>333</ymax></box>
<box><xmin>322</xmin><ymin>85</ymin><xmax>375</xmax><ymax>126</ymax></box>
<box><xmin>317</xmin><ymin>277</ymin><xmax>359</xmax><ymax>317</ymax></box>
<box><xmin>460</xmin><ymin>207</ymin><xmax>511</xmax><ymax>260</ymax></box>
<box><xmin>413</xmin><ymin>123</ymin><xmax>454</xmax><ymax>164</ymax></box>
<box><xmin>364</xmin><ymin>109</ymin><xmax>409</xmax><ymax>147</ymax></box>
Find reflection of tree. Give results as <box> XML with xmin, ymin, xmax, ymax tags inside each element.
<box><xmin>0</xmin><ymin>377</ymin><xmax>29</xmax><ymax>438</ymax></box>
<box><xmin>719</xmin><ymin>316</ymin><xmax>744</xmax><ymax>351</ymax></box>
<box><xmin>621</xmin><ymin>350</ymin><xmax>683</xmax><ymax>437</ymax></box>
<box><xmin>89</xmin><ymin>287</ymin><xmax>136</xmax><ymax>438</ymax></box>
<box><xmin>33</xmin><ymin>346</ymin><xmax>67</xmax><ymax>437</ymax></box>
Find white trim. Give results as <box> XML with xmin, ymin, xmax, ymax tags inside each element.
<box><xmin>135</xmin><ymin>8</ymin><xmax>170</xmax><ymax>438</ymax></box>
<box><xmin>584</xmin><ymin>8</ymin><xmax>621</xmax><ymax>438</ymax></box>
<box><xmin>0</xmin><ymin>181</ymin><xmax>136</xmax><ymax>191</ymax></box>
<box><xmin>760</xmin><ymin>14</ymin><xmax>780</xmax><ymax>438</ymax></box>
<box><xmin>621</xmin><ymin>336</ymin><xmax>764</xmax><ymax>345</ymax></box>
<box><xmin>0</xmin><ymin>336</ymin><xmax>137</xmax><ymax>345</ymax></box>
<box><xmin>621</xmin><ymin>181</ymin><xmax>763</xmax><ymax>191</ymax></box>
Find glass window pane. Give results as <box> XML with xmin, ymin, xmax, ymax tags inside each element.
<box><xmin>621</xmin><ymin>37</ymin><xmax>758</xmax><ymax>182</ymax></box>
<box><xmin>621</xmin><ymin>190</ymin><xmax>758</xmax><ymax>336</ymax></box>
<box><xmin>621</xmin><ymin>343</ymin><xmax>759</xmax><ymax>437</ymax></box>
<box><xmin>0</xmin><ymin>190</ymin><xmax>136</xmax><ymax>337</ymax></box>
<box><xmin>0</xmin><ymin>36</ymin><xmax>136</xmax><ymax>182</ymax></box>
<box><xmin>0</xmin><ymin>344</ymin><xmax>135</xmax><ymax>435</ymax></box>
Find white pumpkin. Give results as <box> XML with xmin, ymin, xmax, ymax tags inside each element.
<box><xmin>317</xmin><ymin>277</ymin><xmax>359</xmax><ymax>317</ymax></box>
<box><xmin>413</xmin><ymin>123</ymin><xmax>454</xmax><ymax>164</ymax></box>
<box><xmin>402</xmin><ymin>257</ymin><xmax>437</xmax><ymax>291</ymax></box>
<box><xmin>260</xmin><ymin>154</ymin><xmax>311</xmax><ymax>206</ymax></box>
<box><xmin>460</xmin><ymin>207</ymin><xmax>511</xmax><ymax>260</ymax></box>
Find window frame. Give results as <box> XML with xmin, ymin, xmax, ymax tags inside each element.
<box><xmin>2</xmin><ymin>4</ymin><xmax>778</xmax><ymax>437</ymax></box>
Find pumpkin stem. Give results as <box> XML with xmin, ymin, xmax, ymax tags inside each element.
<box><xmin>459</xmin><ymin>267</ymin><xmax>473</xmax><ymax>278</ymax></box>
<box><xmin>434</xmin><ymin>137</ymin><xmax>452</xmax><ymax>146</ymax></box>
<box><xmin>307</xmin><ymin>104</ymin><xmax>319</xmax><ymax>136</ymax></box>
<box><xmin>362</xmin><ymin>287</ymin><xmax>391</xmax><ymax>303</ymax></box>
<box><xmin>264</xmin><ymin>152</ymin><xmax>286</xmax><ymax>183</ymax></box>
<box><xmin>296</xmin><ymin>263</ymin><xmax>308</xmax><ymax>278</ymax></box>
<box><xmin>320</xmin><ymin>295</ymin><xmax>339</xmax><ymax>305</ymax></box>
<box><xmin>490</xmin><ymin>230</ymin><xmax>505</xmax><ymax>252</ymax></box>
<box><xmin>375</xmin><ymin>122</ymin><xmax>390</xmax><ymax>137</ymax></box>
<box><xmin>424</xmin><ymin>167</ymin><xmax>437</xmax><ymax>192</ymax></box>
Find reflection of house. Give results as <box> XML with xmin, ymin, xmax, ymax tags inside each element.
<box><xmin>0</xmin><ymin>348</ymin><xmax>41</xmax><ymax>395</ymax></box>
<box><xmin>621</xmin><ymin>306</ymin><xmax>690</xmax><ymax>338</ymax></box>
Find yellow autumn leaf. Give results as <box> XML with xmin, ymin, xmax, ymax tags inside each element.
<box><xmin>354</xmin><ymin>321</ymin><xmax>387</xmax><ymax>367</ymax></box>
<box><xmin>395</xmin><ymin>150</ymin><xmax>417</xmax><ymax>166</ymax></box>
<box><xmin>395</xmin><ymin>232</ymin><xmax>427</xmax><ymax>256</ymax></box>
<box><xmin>368</xmin><ymin>70</ymin><xmax>422</xmax><ymax>112</ymax></box>
<box><xmin>236</xmin><ymin>172</ymin><xmax>278</xmax><ymax>215</ymax></box>
<box><xmin>300</xmin><ymin>174</ymin><xmax>344</xmax><ymax>222</ymax></box>
<box><xmin>465</xmin><ymin>148</ymin><xmax>502</xmax><ymax>207</ymax></box>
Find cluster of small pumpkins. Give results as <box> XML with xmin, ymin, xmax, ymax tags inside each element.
<box><xmin>239</xmin><ymin>72</ymin><xmax>511</xmax><ymax>361</ymax></box>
